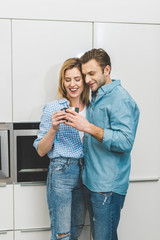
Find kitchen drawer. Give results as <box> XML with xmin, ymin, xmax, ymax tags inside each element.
<box><xmin>0</xmin><ymin>184</ymin><xmax>13</xmax><ymax>231</ymax></box>
<box><xmin>14</xmin><ymin>184</ymin><xmax>50</xmax><ymax>229</ymax></box>
<box><xmin>0</xmin><ymin>230</ymin><xmax>13</xmax><ymax>240</ymax></box>
<box><xmin>15</xmin><ymin>229</ymin><xmax>51</xmax><ymax>240</ymax></box>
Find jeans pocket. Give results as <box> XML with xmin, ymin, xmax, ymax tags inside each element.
<box><xmin>91</xmin><ymin>192</ymin><xmax>113</xmax><ymax>206</ymax></box>
<box><xmin>51</xmin><ymin>161</ymin><xmax>68</xmax><ymax>173</ymax></box>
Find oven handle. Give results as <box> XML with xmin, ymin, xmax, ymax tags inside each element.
<box><xmin>20</xmin><ymin>182</ymin><xmax>46</xmax><ymax>186</ymax></box>
<box><xmin>19</xmin><ymin>168</ymin><xmax>48</xmax><ymax>173</ymax></box>
<box><xmin>14</xmin><ymin>129</ymin><xmax>39</xmax><ymax>136</ymax></box>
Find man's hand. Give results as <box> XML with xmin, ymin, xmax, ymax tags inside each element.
<box><xmin>64</xmin><ymin>109</ymin><xmax>90</xmax><ymax>132</ymax></box>
<box><xmin>65</xmin><ymin>109</ymin><xmax>104</xmax><ymax>142</ymax></box>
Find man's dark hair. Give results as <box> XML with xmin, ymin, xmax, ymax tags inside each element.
<box><xmin>80</xmin><ymin>48</ymin><xmax>111</xmax><ymax>73</ymax></box>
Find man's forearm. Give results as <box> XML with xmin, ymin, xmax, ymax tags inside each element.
<box><xmin>84</xmin><ymin>122</ymin><xmax>104</xmax><ymax>143</ymax></box>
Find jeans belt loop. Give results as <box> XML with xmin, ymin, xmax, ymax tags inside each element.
<box><xmin>67</xmin><ymin>158</ymin><xmax>71</xmax><ymax>166</ymax></box>
<box><xmin>80</xmin><ymin>158</ymin><xmax>84</xmax><ymax>166</ymax></box>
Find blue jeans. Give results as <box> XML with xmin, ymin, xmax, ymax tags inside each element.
<box><xmin>84</xmin><ymin>186</ymin><xmax>125</xmax><ymax>240</ymax></box>
<box><xmin>47</xmin><ymin>157</ymin><xmax>86</xmax><ymax>240</ymax></box>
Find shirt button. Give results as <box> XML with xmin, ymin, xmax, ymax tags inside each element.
<box><xmin>84</xmin><ymin>150</ymin><xmax>86</xmax><ymax>153</ymax></box>
<box><xmin>92</xmin><ymin>107</ymin><xmax>94</xmax><ymax>110</ymax></box>
<box><xmin>86</xmin><ymin>136</ymin><xmax>88</xmax><ymax>138</ymax></box>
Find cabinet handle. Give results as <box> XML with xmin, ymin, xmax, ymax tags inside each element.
<box><xmin>21</xmin><ymin>228</ymin><xmax>50</xmax><ymax>233</ymax></box>
<box><xmin>0</xmin><ymin>183</ymin><xmax>7</xmax><ymax>187</ymax></box>
<box><xmin>0</xmin><ymin>231</ymin><xmax>7</xmax><ymax>234</ymax></box>
<box><xmin>129</xmin><ymin>177</ymin><xmax>159</xmax><ymax>182</ymax></box>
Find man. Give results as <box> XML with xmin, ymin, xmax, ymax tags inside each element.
<box><xmin>65</xmin><ymin>48</ymin><xmax>140</xmax><ymax>240</ymax></box>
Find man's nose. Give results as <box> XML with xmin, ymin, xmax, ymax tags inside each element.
<box><xmin>85</xmin><ymin>75</ymin><xmax>91</xmax><ymax>84</ymax></box>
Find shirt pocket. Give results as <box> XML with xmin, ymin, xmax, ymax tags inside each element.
<box><xmin>92</xmin><ymin>107</ymin><xmax>110</xmax><ymax>129</ymax></box>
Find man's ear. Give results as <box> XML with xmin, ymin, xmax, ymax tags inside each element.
<box><xmin>104</xmin><ymin>65</ymin><xmax>111</xmax><ymax>76</ymax></box>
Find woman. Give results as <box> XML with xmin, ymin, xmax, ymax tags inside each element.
<box><xmin>33</xmin><ymin>58</ymin><xmax>90</xmax><ymax>240</ymax></box>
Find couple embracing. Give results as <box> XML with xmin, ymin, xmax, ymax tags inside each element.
<box><xmin>34</xmin><ymin>48</ymin><xmax>139</xmax><ymax>240</ymax></box>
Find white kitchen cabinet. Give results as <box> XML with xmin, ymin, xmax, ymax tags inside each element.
<box><xmin>0</xmin><ymin>19</ymin><xmax>12</xmax><ymax>122</ymax></box>
<box><xmin>0</xmin><ymin>231</ymin><xmax>13</xmax><ymax>240</ymax></box>
<box><xmin>0</xmin><ymin>184</ymin><xmax>13</xmax><ymax>231</ymax></box>
<box><xmin>14</xmin><ymin>184</ymin><xmax>50</xmax><ymax>229</ymax></box>
<box><xmin>118</xmin><ymin>181</ymin><xmax>160</xmax><ymax>240</ymax></box>
<box><xmin>15</xmin><ymin>229</ymin><xmax>51</xmax><ymax>240</ymax></box>
<box><xmin>12</xmin><ymin>20</ymin><xmax>92</xmax><ymax>122</ymax></box>
<box><xmin>94</xmin><ymin>23</ymin><xmax>160</xmax><ymax>178</ymax></box>
<box><xmin>94</xmin><ymin>23</ymin><xmax>160</xmax><ymax>240</ymax></box>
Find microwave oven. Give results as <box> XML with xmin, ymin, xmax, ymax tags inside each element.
<box><xmin>13</xmin><ymin>122</ymin><xmax>50</xmax><ymax>183</ymax></box>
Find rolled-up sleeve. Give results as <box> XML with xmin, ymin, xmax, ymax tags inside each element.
<box><xmin>103</xmin><ymin>98</ymin><xmax>140</xmax><ymax>153</ymax></box>
<box><xmin>33</xmin><ymin>103</ymin><xmax>53</xmax><ymax>151</ymax></box>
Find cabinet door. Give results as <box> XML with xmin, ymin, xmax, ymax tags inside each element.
<box><xmin>94</xmin><ymin>23</ymin><xmax>160</xmax><ymax>178</ymax></box>
<box><xmin>14</xmin><ymin>184</ymin><xmax>50</xmax><ymax>229</ymax></box>
<box><xmin>12</xmin><ymin>20</ymin><xmax>92</xmax><ymax>122</ymax></box>
<box><xmin>0</xmin><ymin>19</ymin><xmax>12</xmax><ymax>122</ymax></box>
<box><xmin>0</xmin><ymin>231</ymin><xmax>13</xmax><ymax>240</ymax></box>
<box><xmin>15</xmin><ymin>229</ymin><xmax>51</xmax><ymax>240</ymax></box>
<box><xmin>0</xmin><ymin>184</ymin><xmax>13</xmax><ymax>231</ymax></box>
<box><xmin>118</xmin><ymin>181</ymin><xmax>160</xmax><ymax>240</ymax></box>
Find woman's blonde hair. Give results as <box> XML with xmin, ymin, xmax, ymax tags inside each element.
<box><xmin>58</xmin><ymin>58</ymin><xmax>90</xmax><ymax>105</ymax></box>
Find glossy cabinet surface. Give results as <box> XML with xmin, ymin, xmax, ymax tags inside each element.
<box><xmin>15</xmin><ymin>229</ymin><xmax>51</xmax><ymax>240</ymax></box>
<box><xmin>118</xmin><ymin>181</ymin><xmax>160</xmax><ymax>240</ymax></box>
<box><xmin>12</xmin><ymin>20</ymin><xmax>92</xmax><ymax>122</ymax></box>
<box><xmin>14</xmin><ymin>184</ymin><xmax>50</xmax><ymax>229</ymax></box>
<box><xmin>0</xmin><ymin>231</ymin><xmax>13</xmax><ymax>240</ymax></box>
<box><xmin>0</xmin><ymin>0</ymin><xmax>160</xmax><ymax>24</ymax></box>
<box><xmin>0</xmin><ymin>184</ymin><xmax>13</xmax><ymax>231</ymax></box>
<box><xmin>94</xmin><ymin>22</ymin><xmax>160</xmax><ymax>178</ymax></box>
<box><xmin>0</xmin><ymin>19</ymin><xmax>12</xmax><ymax>122</ymax></box>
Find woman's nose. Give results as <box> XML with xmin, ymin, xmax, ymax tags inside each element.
<box><xmin>70</xmin><ymin>79</ymin><xmax>75</xmax><ymax>86</ymax></box>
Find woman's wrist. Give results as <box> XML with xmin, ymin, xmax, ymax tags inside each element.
<box><xmin>50</xmin><ymin>125</ymin><xmax>58</xmax><ymax>133</ymax></box>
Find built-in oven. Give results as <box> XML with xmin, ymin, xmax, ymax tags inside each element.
<box><xmin>0</xmin><ymin>123</ymin><xmax>12</xmax><ymax>182</ymax></box>
<box><xmin>13</xmin><ymin>123</ymin><xmax>50</xmax><ymax>183</ymax></box>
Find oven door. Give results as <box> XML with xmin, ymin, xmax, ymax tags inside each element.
<box><xmin>0</xmin><ymin>130</ymin><xmax>9</xmax><ymax>178</ymax></box>
<box><xmin>14</xmin><ymin>129</ymin><xmax>50</xmax><ymax>182</ymax></box>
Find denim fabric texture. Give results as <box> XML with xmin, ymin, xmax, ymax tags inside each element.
<box><xmin>47</xmin><ymin>157</ymin><xmax>86</xmax><ymax>240</ymax></box>
<box><xmin>84</xmin><ymin>185</ymin><xmax>125</xmax><ymax>240</ymax></box>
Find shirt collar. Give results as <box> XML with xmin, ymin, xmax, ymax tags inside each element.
<box><xmin>59</xmin><ymin>98</ymin><xmax>70</xmax><ymax>108</ymax></box>
<box><xmin>92</xmin><ymin>79</ymin><xmax>121</xmax><ymax>96</ymax></box>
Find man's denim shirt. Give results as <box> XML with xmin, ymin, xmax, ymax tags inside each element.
<box><xmin>83</xmin><ymin>80</ymin><xmax>140</xmax><ymax>195</ymax></box>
